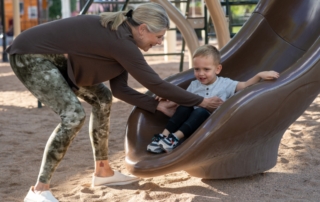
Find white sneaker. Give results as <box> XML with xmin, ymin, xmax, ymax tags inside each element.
<box><xmin>24</xmin><ymin>186</ymin><xmax>59</xmax><ymax>202</ymax></box>
<box><xmin>92</xmin><ymin>171</ymin><xmax>139</xmax><ymax>187</ymax></box>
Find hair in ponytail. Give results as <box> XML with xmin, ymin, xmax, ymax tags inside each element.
<box><xmin>100</xmin><ymin>2</ymin><xmax>169</xmax><ymax>33</ymax></box>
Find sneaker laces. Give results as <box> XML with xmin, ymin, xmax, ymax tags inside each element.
<box><xmin>166</xmin><ymin>134</ymin><xmax>179</xmax><ymax>145</ymax></box>
<box><xmin>152</xmin><ymin>134</ymin><xmax>163</xmax><ymax>142</ymax></box>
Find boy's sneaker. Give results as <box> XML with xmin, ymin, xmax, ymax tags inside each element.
<box><xmin>147</xmin><ymin>134</ymin><xmax>165</xmax><ymax>153</ymax></box>
<box><xmin>159</xmin><ymin>133</ymin><xmax>180</xmax><ymax>152</ymax></box>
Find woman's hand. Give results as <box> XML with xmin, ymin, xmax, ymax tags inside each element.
<box><xmin>198</xmin><ymin>96</ymin><xmax>224</xmax><ymax>112</ymax></box>
<box><xmin>155</xmin><ymin>95</ymin><xmax>167</xmax><ymax>101</ymax></box>
<box><xmin>156</xmin><ymin>100</ymin><xmax>178</xmax><ymax>117</ymax></box>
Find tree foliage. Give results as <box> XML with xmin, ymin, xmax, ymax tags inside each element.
<box><xmin>49</xmin><ymin>0</ymin><xmax>62</xmax><ymax>19</ymax></box>
<box><xmin>71</xmin><ymin>0</ymin><xmax>77</xmax><ymax>12</ymax></box>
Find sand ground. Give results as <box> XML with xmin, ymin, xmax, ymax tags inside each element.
<box><xmin>1</xmin><ymin>45</ymin><xmax>320</xmax><ymax>202</ymax></box>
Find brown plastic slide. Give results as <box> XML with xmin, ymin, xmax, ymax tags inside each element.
<box><xmin>125</xmin><ymin>0</ymin><xmax>320</xmax><ymax>179</ymax></box>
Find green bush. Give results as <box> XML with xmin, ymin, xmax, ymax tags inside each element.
<box><xmin>49</xmin><ymin>0</ymin><xmax>61</xmax><ymax>19</ymax></box>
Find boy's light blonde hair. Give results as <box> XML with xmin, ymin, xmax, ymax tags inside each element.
<box><xmin>100</xmin><ymin>2</ymin><xmax>169</xmax><ymax>32</ymax></box>
<box><xmin>193</xmin><ymin>44</ymin><xmax>221</xmax><ymax>65</ymax></box>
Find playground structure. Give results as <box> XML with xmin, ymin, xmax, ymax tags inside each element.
<box><xmin>125</xmin><ymin>0</ymin><xmax>320</xmax><ymax>179</ymax></box>
<box><xmin>2</xmin><ymin>0</ymin><xmax>40</xmax><ymax>32</ymax></box>
<box><xmin>150</xmin><ymin>0</ymin><xmax>230</xmax><ymax>66</ymax></box>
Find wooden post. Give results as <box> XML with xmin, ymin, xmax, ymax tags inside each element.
<box><xmin>62</xmin><ymin>0</ymin><xmax>71</xmax><ymax>18</ymax></box>
<box><xmin>164</xmin><ymin>20</ymin><xmax>176</xmax><ymax>61</ymax></box>
<box><xmin>13</xmin><ymin>0</ymin><xmax>21</xmax><ymax>38</ymax></box>
<box><xmin>1</xmin><ymin>0</ymin><xmax>8</xmax><ymax>61</ymax></box>
<box><xmin>205</xmin><ymin>0</ymin><xmax>230</xmax><ymax>49</ymax></box>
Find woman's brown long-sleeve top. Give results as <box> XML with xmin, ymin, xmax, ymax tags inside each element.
<box><xmin>6</xmin><ymin>15</ymin><xmax>203</xmax><ymax>113</ymax></box>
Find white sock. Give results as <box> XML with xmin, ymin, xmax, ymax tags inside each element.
<box><xmin>172</xmin><ymin>133</ymin><xmax>179</xmax><ymax>140</ymax></box>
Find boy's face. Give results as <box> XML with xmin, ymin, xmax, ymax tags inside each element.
<box><xmin>193</xmin><ymin>55</ymin><xmax>222</xmax><ymax>85</ymax></box>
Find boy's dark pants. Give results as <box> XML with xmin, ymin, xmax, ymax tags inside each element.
<box><xmin>165</xmin><ymin>106</ymin><xmax>211</xmax><ymax>138</ymax></box>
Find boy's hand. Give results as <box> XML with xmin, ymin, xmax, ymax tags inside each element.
<box><xmin>236</xmin><ymin>70</ymin><xmax>280</xmax><ymax>92</ymax></box>
<box><xmin>258</xmin><ymin>71</ymin><xmax>280</xmax><ymax>80</ymax></box>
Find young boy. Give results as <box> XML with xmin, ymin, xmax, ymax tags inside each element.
<box><xmin>147</xmin><ymin>44</ymin><xmax>279</xmax><ymax>153</ymax></box>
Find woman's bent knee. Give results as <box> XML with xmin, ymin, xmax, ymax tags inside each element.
<box><xmin>61</xmin><ymin>107</ymin><xmax>86</xmax><ymax>130</ymax></box>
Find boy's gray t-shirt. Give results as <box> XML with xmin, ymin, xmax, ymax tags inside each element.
<box><xmin>186</xmin><ymin>77</ymin><xmax>238</xmax><ymax>102</ymax></box>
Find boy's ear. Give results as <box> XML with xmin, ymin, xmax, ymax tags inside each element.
<box><xmin>216</xmin><ymin>64</ymin><xmax>222</xmax><ymax>74</ymax></box>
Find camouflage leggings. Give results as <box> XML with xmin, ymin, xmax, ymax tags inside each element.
<box><xmin>9</xmin><ymin>54</ymin><xmax>112</xmax><ymax>184</ymax></box>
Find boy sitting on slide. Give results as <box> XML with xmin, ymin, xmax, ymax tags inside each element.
<box><xmin>147</xmin><ymin>44</ymin><xmax>279</xmax><ymax>153</ymax></box>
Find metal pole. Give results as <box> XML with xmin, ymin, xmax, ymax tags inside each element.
<box><xmin>79</xmin><ymin>0</ymin><xmax>94</xmax><ymax>15</ymax></box>
<box><xmin>1</xmin><ymin>0</ymin><xmax>8</xmax><ymax>62</ymax></box>
<box><xmin>121</xmin><ymin>0</ymin><xmax>130</xmax><ymax>11</ymax></box>
<box><xmin>79</xmin><ymin>0</ymin><xmax>86</xmax><ymax>10</ymax></box>
<box><xmin>37</xmin><ymin>0</ymin><xmax>40</xmax><ymax>24</ymax></box>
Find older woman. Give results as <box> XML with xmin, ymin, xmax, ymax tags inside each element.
<box><xmin>7</xmin><ymin>3</ymin><xmax>223</xmax><ymax>201</ymax></box>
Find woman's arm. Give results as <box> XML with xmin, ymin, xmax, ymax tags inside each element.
<box><xmin>155</xmin><ymin>95</ymin><xmax>223</xmax><ymax>114</ymax></box>
<box><xmin>111</xmin><ymin>39</ymin><xmax>225</xmax><ymax>112</ymax></box>
<box><xmin>110</xmin><ymin>71</ymin><xmax>159</xmax><ymax>113</ymax></box>
<box><xmin>236</xmin><ymin>71</ymin><xmax>279</xmax><ymax>92</ymax></box>
<box><xmin>112</xmin><ymin>40</ymin><xmax>204</xmax><ymax>107</ymax></box>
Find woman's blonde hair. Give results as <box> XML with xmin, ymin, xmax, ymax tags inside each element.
<box><xmin>100</xmin><ymin>2</ymin><xmax>169</xmax><ymax>32</ymax></box>
<box><xmin>193</xmin><ymin>44</ymin><xmax>221</xmax><ymax>65</ymax></box>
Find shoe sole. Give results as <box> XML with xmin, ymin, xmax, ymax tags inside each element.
<box><xmin>24</xmin><ymin>197</ymin><xmax>36</xmax><ymax>202</ymax></box>
<box><xmin>147</xmin><ymin>144</ymin><xmax>164</xmax><ymax>153</ymax></box>
<box><xmin>94</xmin><ymin>178</ymin><xmax>140</xmax><ymax>186</ymax></box>
<box><xmin>147</xmin><ymin>148</ymin><xmax>163</xmax><ymax>153</ymax></box>
<box><xmin>159</xmin><ymin>143</ymin><xmax>173</xmax><ymax>153</ymax></box>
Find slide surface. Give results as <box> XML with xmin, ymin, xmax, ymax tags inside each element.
<box><xmin>125</xmin><ymin>0</ymin><xmax>320</xmax><ymax>179</ymax></box>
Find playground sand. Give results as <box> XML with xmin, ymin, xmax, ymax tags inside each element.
<box><xmin>1</xmin><ymin>55</ymin><xmax>320</xmax><ymax>201</ymax></box>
